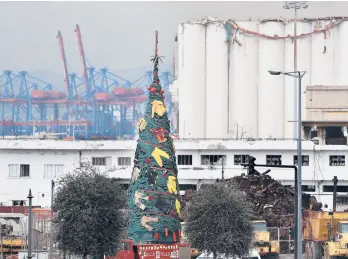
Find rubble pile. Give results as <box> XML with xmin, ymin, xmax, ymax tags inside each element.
<box><xmin>228</xmin><ymin>172</ymin><xmax>311</xmax><ymax>228</ymax></box>
<box><xmin>180</xmin><ymin>171</ymin><xmax>313</xmax><ymax>228</ymax></box>
<box><xmin>230</xmin><ymin>173</ymin><xmax>295</xmax><ymax>227</ymax></box>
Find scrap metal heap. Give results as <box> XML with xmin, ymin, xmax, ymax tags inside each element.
<box><xmin>228</xmin><ymin>171</ymin><xmax>314</xmax><ymax>227</ymax></box>
<box><xmin>228</xmin><ymin>172</ymin><xmax>305</xmax><ymax>228</ymax></box>
<box><xmin>182</xmin><ymin>171</ymin><xmax>313</xmax><ymax>229</ymax></box>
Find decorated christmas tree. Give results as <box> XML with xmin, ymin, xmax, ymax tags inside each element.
<box><xmin>127</xmin><ymin>31</ymin><xmax>182</xmax><ymax>244</ymax></box>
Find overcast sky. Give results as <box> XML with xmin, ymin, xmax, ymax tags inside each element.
<box><xmin>0</xmin><ymin>1</ymin><xmax>347</xmax><ymax>77</ymax></box>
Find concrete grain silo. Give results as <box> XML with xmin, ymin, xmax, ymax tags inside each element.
<box><xmin>229</xmin><ymin>21</ymin><xmax>259</xmax><ymax>139</ymax></box>
<box><xmin>205</xmin><ymin>22</ymin><xmax>229</xmax><ymax>139</ymax></box>
<box><xmin>171</xmin><ymin>17</ymin><xmax>348</xmax><ymax>140</ymax></box>
<box><xmin>257</xmin><ymin>21</ymin><xmax>285</xmax><ymax>139</ymax></box>
<box><xmin>178</xmin><ymin>23</ymin><xmax>206</xmax><ymax>139</ymax></box>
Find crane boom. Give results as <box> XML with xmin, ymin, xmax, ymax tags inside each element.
<box><xmin>75</xmin><ymin>24</ymin><xmax>89</xmax><ymax>94</ymax></box>
<box><xmin>57</xmin><ymin>31</ymin><xmax>70</xmax><ymax>96</ymax></box>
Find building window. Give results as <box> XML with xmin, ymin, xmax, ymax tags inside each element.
<box><xmin>56</xmin><ymin>164</ymin><xmax>64</xmax><ymax>176</ymax></box>
<box><xmin>266</xmin><ymin>155</ymin><xmax>282</xmax><ymax>166</ymax></box>
<box><xmin>337</xmin><ymin>196</ymin><xmax>348</xmax><ymax>205</ymax></box>
<box><xmin>44</xmin><ymin>164</ymin><xmax>64</xmax><ymax>178</ymax></box>
<box><xmin>323</xmin><ymin>185</ymin><xmax>348</xmax><ymax>192</ymax></box>
<box><xmin>201</xmin><ymin>155</ymin><xmax>226</xmax><ymax>166</ymax></box>
<box><xmin>329</xmin><ymin>155</ymin><xmax>345</xmax><ymax>166</ymax></box>
<box><xmin>294</xmin><ymin>155</ymin><xmax>309</xmax><ymax>166</ymax></box>
<box><xmin>9</xmin><ymin>164</ymin><xmax>30</xmax><ymax>177</ymax></box>
<box><xmin>44</xmin><ymin>165</ymin><xmax>54</xmax><ymax>178</ymax></box>
<box><xmin>234</xmin><ymin>155</ymin><xmax>249</xmax><ymax>165</ymax></box>
<box><xmin>178</xmin><ymin>155</ymin><xmax>192</xmax><ymax>165</ymax></box>
<box><xmin>20</xmin><ymin>164</ymin><xmax>30</xmax><ymax>177</ymax></box>
<box><xmin>302</xmin><ymin>185</ymin><xmax>316</xmax><ymax>192</ymax></box>
<box><xmin>92</xmin><ymin>157</ymin><xmax>106</xmax><ymax>166</ymax></box>
<box><xmin>9</xmin><ymin>164</ymin><xmax>19</xmax><ymax>177</ymax></box>
<box><xmin>118</xmin><ymin>157</ymin><xmax>131</xmax><ymax>166</ymax></box>
<box><xmin>12</xmin><ymin>200</ymin><xmax>26</xmax><ymax>206</ymax></box>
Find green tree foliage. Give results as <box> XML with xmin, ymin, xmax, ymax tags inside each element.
<box><xmin>53</xmin><ymin>162</ymin><xmax>127</xmax><ymax>258</ymax></box>
<box><xmin>184</xmin><ymin>182</ymin><xmax>254</xmax><ymax>258</ymax></box>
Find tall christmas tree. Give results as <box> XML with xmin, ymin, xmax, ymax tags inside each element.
<box><xmin>127</xmin><ymin>31</ymin><xmax>182</xmax><ymax>244</ymax></box>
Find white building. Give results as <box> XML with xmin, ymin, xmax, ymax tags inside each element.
<box><xmin>170</xmin><ymin>16</ymin><xmax>348</xmax><ymax>140</ymax></box>
<box><xmin>0</xmin><ymin>139</ymin><xmax>348</xmax><ymax>211</ymax></box>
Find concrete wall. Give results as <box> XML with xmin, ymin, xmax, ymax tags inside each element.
<box><xmin>306</xmin><ymin>85</ymin><xmax>348</xmax><ymax>121</ymax></box>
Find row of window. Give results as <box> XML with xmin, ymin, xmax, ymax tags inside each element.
<box><xmin>285</xmin><ymin>186</ymin><xmax>348</xmax><ymax>205</ymax></box>
<box><xmin>8</xmin><ymin>164</ymin><xmax>64</xmax><ymax>178</ymax></box>
<box><xmin>92</xmin><ymin>154</ymin><xmax>347</xmax><ymax>167</ymax></box>
<box><xmin>177</xmin><ymin>154</ymin><xmax>345</xmax><ymax>167</ymax></box>
<box><xmin>7</xmin><ymin>157</ymin><xmax>131</xmax><ymax>178</ymax></box>
<box><xmin>92</xmin><ymin>157</ymin><xmax>132</xmax><ymax>166</ymax></box>
<box><xmin>6</xmin><ymin>154</ymin><xmax>346</xmax><ymax>178</ymax></box>
<box><xmin>283</xmin><ymin>185</ymin><xmax>348</xmax><ymax>193</ymax></box>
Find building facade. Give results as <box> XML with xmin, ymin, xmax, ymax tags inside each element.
<box><xmin>1</xmin><ymin>139</ymin><xmax>348</xmax><ymax>210</ymax></box>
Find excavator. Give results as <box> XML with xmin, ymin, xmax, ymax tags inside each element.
<box><xmin>303</xmin><ymin>176</ymin><xmax>348</xmax><ymax>259</ymax></box>
<box><xmin>252</xmin><ymin>220</ymin><xmax>280</xmax><ymax>259</ymax></box>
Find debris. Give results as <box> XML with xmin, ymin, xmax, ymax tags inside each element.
<box><xmin>226</xmin><ymin>173</ymin><xmax>295</xmax><ymax>227</ymax></box>
<box><xmin>181</xmin><ymin>172</ymin><xmax>313</xmax><ymax>228</ymax></box>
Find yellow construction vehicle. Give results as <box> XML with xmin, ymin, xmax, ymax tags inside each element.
<box><xmin>303</xmin><ymin>210</ymin><xmax>348</xmax><ymax>259</ymax></box>
<box><xmin>0</xmin><ymin>237</ymin><xmax>26</xmax><ymax>254</ymax></box>
<box><xmin>252</xmin><ymin>220</ymin><xmax>280</xmax><ymax>259</ymax></box>
<box><xmin>303</xmin><ymin>175</ymin><xmax>348</xmax><ymax>259</ymax></box>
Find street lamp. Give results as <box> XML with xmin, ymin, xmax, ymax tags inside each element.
<box><xmin>49</xmin><ymin>180</ymin><xmax>55</xmax><ymax>259</ymax></box>
<box><xmin>27</xmin><ymin>189</ymin><xmax>33</xmax><ymax>259</ymax></box>
<box><xmin>283</xmin><ymin>1</ymin><xmax>308</xmax><ymax>140</ymax></box>
<box><xmin>269</xmin><ymin>69</ymin><xmax>306</xmax><ymax>259</ymax></box>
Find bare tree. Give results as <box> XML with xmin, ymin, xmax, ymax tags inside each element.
<box><xmin>53</xmin><ymin>162</ymin><xmax>127</xmax><ymax>259</ymax></box>
<box><xmin>229</xmin><ymin>123</ymin><xmax>250</xmax><ymax>140</ymax></box>
<box><xmin>183</xmin><ymin>182</ymin><xmax>254</xmax><ymax>259</ymax></box>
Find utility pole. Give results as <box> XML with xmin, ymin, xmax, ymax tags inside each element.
<box><xmin>333</xmin><ymin>176</ymin><xmax>338</xmax><ymax>212</ymax></box>
<box><xmin>1</xmin><ymin>227</ymin><xmax>3</xmax><ymax>259</ymax></box>
<box><xmin>269</xmin><ymin>69</ymin><xmax>306</xmax><ymax>259</ymax></box>
<box><xmin>27</xmin><ymin>189</ymin><xmax>33</xmax><ymax>259</ymax></box>
<box><xmin>221</xmin><ymin>156</ymin><xmax>225</xmax><ymax>180</ymax></box>
<box><xmin>283</xmin><ymin>1</ymin><xmax>308</xmax><ymax>140</ymax></box>
<box><xmin>49</xmin><ymin>180</ymin><xmax>55</xmax><ymax>259</ymax></box>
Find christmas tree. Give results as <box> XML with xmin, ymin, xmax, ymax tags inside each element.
<box><xmin>127</xmin><ymin>31</ymin><xmax>182</xmax><ymax>244</ymax></box>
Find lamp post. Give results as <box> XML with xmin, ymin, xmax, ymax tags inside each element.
<box><xmin>1</xmin><ymin>226</ymin><xmax>5</xmax><ymax>259</ymax></box>
<box><xmin>283</xmin><ymin>1</ymin><xmax>308</xmax><ymax>139</ymax></box>
<box><xmin>49</xmin><ymin>180</ymin><xmax>55</xmax><ymax>259</ymax></box>
<box><xmin>27</xmin><ymin>189</ymin><xmax>33</xmax><ymax>259</ymax></box>
<box><xmin>269</xmin><ymin>70</ymin><xmax>306</xmax><ymax>259</ymax></box>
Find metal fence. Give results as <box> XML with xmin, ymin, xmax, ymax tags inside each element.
<box><xmin>268</xmin><ymin>227</ymin><xmax>294</xmax><ymax>254</ymax></box>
